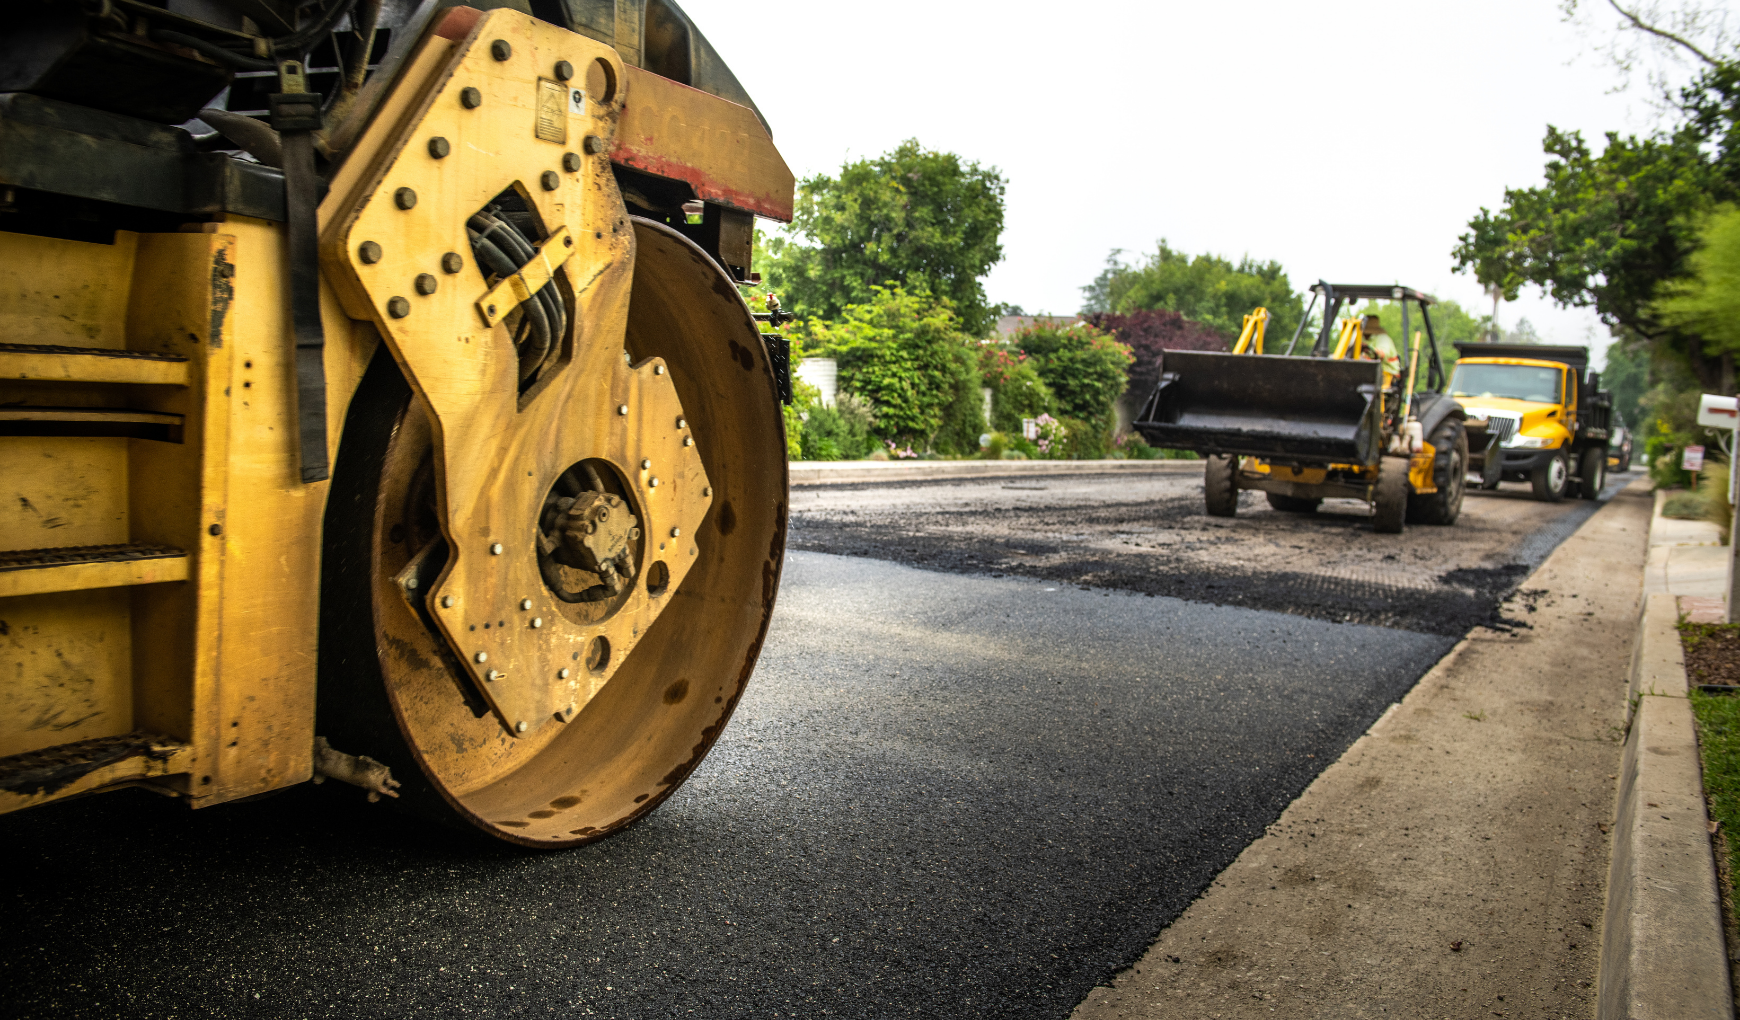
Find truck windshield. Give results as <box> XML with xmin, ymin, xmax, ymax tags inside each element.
<box><xmin>1450</xmin><ymin>363</ymin><xmax>1562</xmax><ymax>404</ymax></box>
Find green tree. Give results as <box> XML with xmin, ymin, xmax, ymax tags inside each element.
<box><xmin>1655</xmin><ymin>204</ymin><xmax>1740</xmax><ymax>371</ymax></box>
<box><xmin>1003</xmin><ymin>322</ymin><xmax>1133</xmax><ymax>434</ymax></box>
<box><xmin>1079</xmin><ymin>242</ymin><xmax>1307</xmax><ymax>344</ymax></box>
<box><xmin>804</xmin><ymin>284</ymin><xmax>981</xmax><ymax>450</ymax></box>
<box><xmin>1603</xmin><ymin>335</ymin><xmax>1651</xmax><ymax>430</ymax></box>
<box><xmin>1452</xmin><ymin>0</ymin><xmax>1740</xmax><ymax>393</ymax></box>
<box><xmin>1451</xmin><ymin>125</ymin><xmax>1720</xmax><ymax>382</ymax></box>
<box><xmin>760</xmin><ymin>140</ymin><xmax>1007</xmax><ymax>335</ymax></box>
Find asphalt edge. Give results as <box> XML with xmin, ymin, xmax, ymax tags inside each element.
<box><xmin>789</xmin><ymin>458</ymin><xmax>1203</xmax><ymax>486</ymax></box>
<box><xmin>1597</xmin><ymin>590</ymin><xmax>1734</xmax><ymax>1015</ymax></box>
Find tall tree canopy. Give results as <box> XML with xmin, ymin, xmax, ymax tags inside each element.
<box><xmin>1453</xmin><ymin>2</ymin><xmax>1740</xmax><ymax>391</ymax></box>
<box><xmin>1450</xmin><ymin>126</ymin><xmax>1719</xmax><ymax>365</ymax></box>
<box><xmin>760</xmin><ymin>140</ymin><xmax>1007</xmax><ymax>335</ymax></box>
<box><xmin>1079</xmin><ymin>243</ymin><xmax>1306</xmax><ymax>343</ymax></box>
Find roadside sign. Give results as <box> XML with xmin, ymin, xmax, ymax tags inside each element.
<box><xmin>1022</xmin><ymin>418</ymin><xmax>1038</xmax><ymax>440</ymax></box>
<box><xmin>1683</xmin><ymin>445</ymin><xmax>1706</xmax><ymax>472</ymax></box>
<box><xmin>1698</xmin><ymin>393</ymin><xmax>1739</xmax><ymax>429</ymax></box>
<box><xmin>1693</xmin><ymin>394</ymin><xmax>1740</xmax><ymax>623</ymax></box>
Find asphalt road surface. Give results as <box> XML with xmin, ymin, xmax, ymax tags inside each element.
<box><xmin>791</xmin><ymin>470</ymin><xmax>1633</xmax><ymax>635</ymax></box>
<box><xmin>0</xmin><ymin>472</ymin><xmax>1632</xmax><ymax>1019</ymax></box>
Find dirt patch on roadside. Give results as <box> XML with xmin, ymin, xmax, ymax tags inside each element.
<box><xmin>1683</xmin><ymin>623</ymin><xmax>1740</xmax><ymax>686</ymax></box>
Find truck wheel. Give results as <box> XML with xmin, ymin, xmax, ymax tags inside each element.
<box><xmin>1531</xmin><ymin>451</ymin><xmax>1569</xmax><ymax>502</ymax></box>
<box><xmin>1266</xmin><ymin>493</ymin><xmax>1321</xmax><ymax>513</ymax></box>
<box><xmin>1578</xmin><ymin>446</ymin><xmax>1605</xmax><ymax>499</ymax></box>
<box><xmin>1372</xmin><ymin>456</ymin><xmax>1409</xmax><ymax>534</ymax></box>
<box><xmin>1407</xmin><ymin>419</ymin><xmax>1468</xmax><ymax>525</ymax></box>
<box><xmin>1204</xmin><ymin>455</ymin><xmax>1238</xmax><ymax>517</ymax></box>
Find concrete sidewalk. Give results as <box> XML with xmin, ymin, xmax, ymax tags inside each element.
<box><xmin>788</xmin><ymin>458</ymin><xmax>1201</xmax><ymax>486</ymax></box>
<box><xmin>1645</xmin><ymin>488</ymin><xmax>1730</xmax><ymax>624</ymax></box>
<box><xmin>1072</xmin><ymin>479</ymin><xmax>1652</xmax><ymax>1019</ymax></box>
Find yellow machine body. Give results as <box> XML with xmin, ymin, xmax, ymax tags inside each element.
<box><xmin>0</xmin><ymin>7</ymin><xmax>795</xmax><ymax>836</ymax></box>
<box><xmin>1229</xmin><ymin>317</ymin><xmax>1437</xmax><ymax>501</ymax></box>
<box><xmin>1453</xmin><ymin>357</ymin><xmax>1578</xmax><ymax>451</ymax></box>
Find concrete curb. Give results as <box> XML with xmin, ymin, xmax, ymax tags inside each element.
<box><xmin>1598</xmin><ymin>592</ymin><xmax>1734</xmax><ymax>1017</ymax></box>
<box><xmin>788</xmin><ymin>458</ymin><xmax>1202</xmax><ymax>486</ymax></box>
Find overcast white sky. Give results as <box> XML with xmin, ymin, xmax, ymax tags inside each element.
<box><xmin>686</xmin><ymin>0</ymin><xmax>1713</xmax><ymax>365</ymax></box>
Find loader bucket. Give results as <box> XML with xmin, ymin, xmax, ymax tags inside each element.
<box><xmin>1133</xmin><ymin>350</ymin><xmax>1384</xmax><ymax>464</ymax></box>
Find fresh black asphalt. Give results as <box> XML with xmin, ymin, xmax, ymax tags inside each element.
<box><xmin>2</xmin><ymin>552</ymin><xmax>1454</xmax><ymax>1019</ymax></box>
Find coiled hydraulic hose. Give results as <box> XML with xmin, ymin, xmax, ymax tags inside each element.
<box><xmin>467</xmin><ymin>208</ymin><xmax>566</xmax><ymax>387</ymax></box>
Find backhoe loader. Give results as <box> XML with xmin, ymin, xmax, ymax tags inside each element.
<box><xmin>0</xmin><ymin>0</ymin><xmax>794</xmax><ymax>847</ymax></box>
<box><xmin>1133</xmin><ymin>283</ymin><xmax>1468</xmax><ymax>534</ymax></box>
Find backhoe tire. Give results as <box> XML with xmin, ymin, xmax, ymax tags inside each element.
<box><xmin>1372</xmin><ymin>456</ymin><xmax>1410</xmax><ymax>534</ymax></box>
<box><xmin>1578</xmin><ymin>446</ymin><xmax>1606</xmax><ymax>500</ymax></box>
<box><xmin>1531</xmin><ymin>451</ymin><xmax>1570</xmax><ymax>502</ymax></box>
<box><xmin>1204</xmin><ymin>455</ymin><xmax>1238</xmax><ymax>517</ymax></box>
<box><xmin>1406</xmin><ymin>418</ymin><xmax>1468</xmax><ymax>525</ymax></box>
<box><xmin>1266</xmin><ymin>493</ymin><xmax>1320</xmax><ymax>514</ymax></box>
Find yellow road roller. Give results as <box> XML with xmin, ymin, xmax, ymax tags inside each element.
<box><xmin>0</xmin><ymin>0</ymin><xmax>794</xmax><ymax>846</ymax></box>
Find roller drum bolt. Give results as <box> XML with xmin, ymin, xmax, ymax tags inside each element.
<box><xmin>427</xmin><ymin>136</ymin><xmax>450</xmax><ymax>159</ymax></box>
<box><xmin>414</xmin><ymin>274</ymin><xmax>437</xmax><ymax>296</ymax></box>
<box><xmin>394</xmin><ymin>187</ymin><xmax>416</xmax><ymax>210</ymax></box>
<box><xmin>459</xmin><ymin>86</ymin><xmax>482</xmax><ymax>109</ymax></box>
<box><xmin>554</xmin><ymin>60</ymin><xmax>574</xmax><ymax>81</ymax></box>
<box><xmin>563</xmin><ymin>152</ymin><xmax>582</xmax><ymax>173</ymax></box>
<box><xmin>583</xmin><ymin>134</ymin><xmax>607</xmax><ymax>155</ymax></box>
<box><xmin>440</xmin><ymin>252</ymin><xmax>463</xmax><ymax>274</ymax></box>
<box><xmin>490</xmin><ymin>40</ymin><xmax>512</xmax><ymax>61</ymax></box>
<box><xmin>386</xmin><ymin>296</ymin><xmax>410</xmax><ymax>318</ymax></box>
<box><xmin>540</xmin><ymin>170</ymin><xmax>560</xmax><ymax>191</ymax></box>
<box><xmin>358</xmin><ymin>240</ymin><xmax>382</xmax><ymax>264</ymax></box>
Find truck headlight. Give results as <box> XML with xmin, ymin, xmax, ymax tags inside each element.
<box><xmin>1504</xmin><ymin>434</ymin><xmax>1553</xmax><ymax>449</ymax></box>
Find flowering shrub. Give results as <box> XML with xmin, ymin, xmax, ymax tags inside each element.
<box><xmin>885</xmin><ymin>440</ymin><xmax>918</xmax><ymax>459</ymax></box>
<box><xmin>1032</xmin><ymin>413</ymin><xmax>1068</xmax><ymax>459</ymax></box>
<box><xmin>979</xmin><ymin>345</ymin><xmax>1055</xmax><ymax>433</ymax></box>
<box><xmin>1115</xmin><ymin>432</ymin><xmax>1161</xmax><ymax>460</ymax></box>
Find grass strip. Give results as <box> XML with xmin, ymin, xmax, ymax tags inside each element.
<box><xmin>1682</xmin><ymin>621</ymin><xmax>1740</xmax><ymax>997</ymax></box>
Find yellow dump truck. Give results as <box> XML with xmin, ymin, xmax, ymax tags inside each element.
<box><xmin>1</xmin><ymin>0</ymin><xmax>794</xmax><ymax>846</ymax></box>
<box><xmin>1452</xmin><ymin>343</ymin><xmax>1613</xmax><ymax>502</ymax></box>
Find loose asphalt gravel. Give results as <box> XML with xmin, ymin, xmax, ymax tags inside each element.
<box><xmin>791</xmin><ymin>471</ymin><xmax>1632</xmax><ymax>635</ymax></box>
<box><xmin>0</xmin><ymin>473</ymin><xmax>1633</xmax><ymax>1019</ymax></box>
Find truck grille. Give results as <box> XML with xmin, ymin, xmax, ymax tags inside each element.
<box><xmin>1479</xmin><ymin>412</ymin><xmax>1519</xmax><ymax>445</ymax></box>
